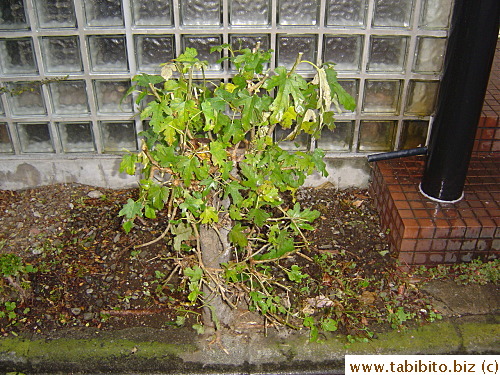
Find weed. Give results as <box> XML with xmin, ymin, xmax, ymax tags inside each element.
<box><xmin>414</xmin><ymin>259</ymin><xmax>499</xmax><ymax>285</ymax></box>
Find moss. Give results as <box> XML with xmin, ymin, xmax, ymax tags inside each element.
<box><xmin>0</xmin><ymin>336</ymin><xmax>197</xmax><ymax>372</ymax></box>
<box><xmin>459</xmin><ymin>321</ymin><xmax>500</xmax><ymax>353</ymax></box>
<box><xmin>346</xmin><ymin>322</ymin><xmax>461</xmax><ymax>354</ymax></box>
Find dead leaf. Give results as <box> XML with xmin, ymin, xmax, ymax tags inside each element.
<box><xmin>358</xmin><ymin>290</ymin><xmax>376</xmax><ymax>305</ymax></box>
<box><xmin>315</xmin><ymin>181</ymin><xmax>335</xmax><ymax>189</ymax></box>
<box><xmin>353</xmin><ymin>199</ymin><xmax>364</xmax><ymax>208</ymax></box>
<box><xmin>307</xmin><ymin>295</ymin><xmax>334</xmax><ymax>308</ymax></box>
<box><xmin>398</xmin><ymin>285</ymin><xmax>405</xmax><ymax>295</ymax></box>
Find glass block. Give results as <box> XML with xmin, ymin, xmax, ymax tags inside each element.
<box><xmin>230</xmin><ymin>0</ymin><xmax>270</xmax><ymax>26</ymax></box>
<box><xmin>230</xmin><ymin>34</ymin><xmax>271</xmax><ymax>51</ymax></box>
<box><xmin>8</xmin><ymin>82</ymin><xmax>46</xmax><ymax>116</ymax></box>
<box><xmin>16</xmin><ymin>123</ymin><xmax>54</xmax><ymax>153</ymax></box>
<box><xmin>367</xmin><ymin>36</ymin><xmax>408</xmax><ymax>72</ymax></box>
<box><xmin>317</xmin><ymin>122</ymin><xmax>354</xmax><ymax>152</ymax></box>
<box><xmin>277</xmin><ymin>35</ymin><xmax>317</xmax><ymax>71</ymax></box>
<box><xmin>323</xmin><ymin>35</ymin><xmax>363</xmax><ymax>71</ymax></box>
<box><xmin>180</xmin><ymin>0</ymin><xmax>221</xmax><ymax>26</ymax></box>
<box><xmin>420</xmin><ymin>0</ymin><xmax>453</xmax><ymax>29</ymax></box>
<box><xmin>362</xmin><ymin>80</ymin><xmax>401</xmax><ymax>114</ymax></box>
<box><xmin>326</xmin><ymin>0</ymin><xmax>367</xmax><ymax>27</ymax></box>
<box><xmin>0</xmin><ymin>123</ymin><xmax>13</xmax><ymax>153</ymax></box>
<box><xmin>88</xmin><ymin>35</ymin><xmax>128</xmax><ymax>73</ymax></box>
<box><xmin>57</xmin><ymin>122</ymin><xmax>95</xmax><ymax>153</ymax></box>
<box><xmin>132</xmin><ymin>0</ymin><xmax>173</xmax><ymax>26</ymax></box>
<box><xmin>400</xmin><ymin>120</ymin><xmax>429</xmax><ymax>150</ymax></box>
<box><xmin>0</xmin><ymin>38</ymin><xmax>38</xmax><ymax>75</ymax></box>
<box><xmin>49</xmin><ymin>80</ymin><xmax>89</xmax><ymax>115</ymax></box>
<box><xmin>405</xmin><ymin>80</ymin><xmax>439</xmax><ymax>115</ymax></box>
<box><xmin>278</xmin><ymin>0</ymin><xmax>319</xmax><ymax>26</ymax></box>
<box><xmin>100</xmin><ymin>121</ymin><xmax>137</xmax><ymax>152</ymax></box>
<box><xmin>94</xmin><ymin>80</ymin><xmax>133</xmax><ymax>114</ymax></box>
<box><xmin>372</xmin><ymin>0</ymin><xmax>414</xmax><ymax>28</ymax></box>
<box><xmin>358</xmin><ymin>121</ymin><xmax>396</xmax><ymax>152</ymax></box>
<box><xmin>337</xmin><ymin>80</ymin><xmax>358</xmax><ymax>112</ymax></box>
<box><xmin>0</xmin><ymin>0</ymin><xmax>28</xmax><ymax>30</ymax></box>
<box><xmin>41</xmin><ymin>36</ymin><xmax>82</xmax><ymax>73</ymax></box>
<box><xmin>413</xmin><ymin>37</ymin><xmax>446</xmax><ymax>74</ymax></box>
<box><xmin>182</xmin><ymin>36</ymin><xmax>222</xmax><ymax>71</ymax></box>
<box><xmin>136</xmin><ymin>35</ymin><xmax>175</xmax><ymax>73</ymax></box>
<box><xmin>274</xmin><ymin>126</ymin><xmax>310</xmax><ymax>151</ymax></box>
<box><xmin>83</xmin><ymin>0</ymin><xmax>123</xmax><ymax>27</ymax></box>
<box><xmin>35</xmin><ymin>0</ymin><xmax>76</xmax><ymax>28</ymax></box>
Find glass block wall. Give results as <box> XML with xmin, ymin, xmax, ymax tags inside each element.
<box><xmin>0</xmin><ymin>0</ymin><xmax>452</xmax><ymax>156</ymax></box>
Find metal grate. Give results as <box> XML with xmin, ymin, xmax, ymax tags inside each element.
<box><xmin>0</xmin><ymin>0</ymin><xmax>453</xmax><ymax>156</ymax></box>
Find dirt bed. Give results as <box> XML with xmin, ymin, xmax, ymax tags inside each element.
<box><xmin>0</xmin><ymin>183</ymin><xmax>434</xmax><ymax>338</ymax></box>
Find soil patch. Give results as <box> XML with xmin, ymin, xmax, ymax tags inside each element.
<box><xmin>0</xmin><ymin>183</ymin><xmax>434</xmax><ymax>337</ymax></box>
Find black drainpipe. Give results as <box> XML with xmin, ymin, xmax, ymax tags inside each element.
<box><xmin>419</xmin><ymin>0</ymin><xmax>499</xmax><ymax>202</ymax></box>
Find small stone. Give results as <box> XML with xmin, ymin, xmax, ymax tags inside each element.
<box><xmin>32</xmin><ymin>248</ymin><xmax>43</xmax><ymax>255</ymax></box>
<box><xmin>86</xmin><ymin>288</ymin><xmax>94</xmax><ymax>294</ymax></box>
<box><xmin>69</xmin><ymin>203</ymin><xmax>74</xmax><ymax>209</ymax></box>
<box><xmin>71</xmin><ymin>308</ymin><xmax>82</xmax><ymax>316</ymax></box>
<box><xmin>113</xmin><ymin>233</ymin><xmax>121</xmax><ymax>243</ymax></box>
<box><xmin>33</xmin><ymin>211</ymin><xmax>42</xmax><ymax>218</ymax></box>
<box><xmin>83</xmin><ymin>312</ymin><xmax>94</xmax><ymax>321</ymax></box>
<box><xmin>87</xmin><ymin>190</ymin><xmax>103</xmax><ymax>199</ymax></box>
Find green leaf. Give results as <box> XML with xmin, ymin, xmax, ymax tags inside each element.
<box><xmin>311</xmin><ymin>148</ymin><xmax>328</xmax><ymax>177</ymax></box>
<box><xmin>281</xmin><ymin>106</ymin><xmax>297</xmax><ymax>129</ymax></box>
<box><xmin>192</xmin><ymin>323</ymin><xmax>205</xmax><ymax>335</ymax></box>
<box><xmin>229</xmin><ymin>223</ymin><xmax>248</xmax><ymax>248</ymax></box>
<box><xmin>120</xmin><ymin>153</ymin><xmax>137</xmax><ymax>175</ymax></box>
<box><xmin>144</xmin><ymin>205</ymin><xmax>157</xmax><ymax>219</ymax></box>
<box><xmin>201</xmin><ymin>101</ymin><xmax>216</xmax><ymax>131</ymax></box>
<box><xmin>147</xmin><ymin>184</ymin><xmax>169</xmax><ymax>210</ymax></box>
<box><xmin>224</xmin><ymin>181</ymin><xmax>244</xmax><ymax>206</ymax></box>
<box><xmin>321</xmin><ymin>318</ymin><xmax>338</xmax><ymax>332</ymax></box>
<box><xmin>286</xmin><ymin>265</ymin><xmax>308</xmax><ymax>283</ymax></box>
<box><xmin>240</xmin><ymin>163</ymin><xmax>261</xmax><ymax>189</ymax></box>
<box><xmin>209</xmin><ymin>140</ymin><xmax>227</xmax><ymax>167</ymax></box>
<box><xmin>179</xmin><ymin>193</ymin><xmax>204</xmax><ymax>215</ymax></box>
<box><xmin>222</xmin><ymin>119</ymin><xmax>245</xmax><ymax>144</ymax></box>
<box><xmin>255</xmin><ymin>230</ymin><xmax>294</xmax><ymax>260</ymax></box>
<box><xmin>303</xmin><ymin>316</ymin><xmax>319</xmax><ymax>342</ymax></box>
<box><xmin>119</xmin><ymin>199</ymin><xmax>143</xmax><ymax>219</ymax></box>
<box><xmin>122</xmin><ymin>220</ymin><xmax>134</xmax><ymax>233</ymax></box>
<box><xmin>175</xmin><ymin>47</ymin><xmax>198</xmax><ymax>62</ymax></box>
<box><xmin>171</xmin><ymin>222</ymin><xmax>193</xmax><ymax>251</ymax></box>
<box><xmin>184</xmin><ymin>265</ymin><xmax>203</xmax><ymax>282</ymax></box>
<box><xmin>177</xmin><ymin>155</ymin><xmax>199</xmax><ymax>186</ymax></box>
<box><xmin>132</xmin><ymin>73</ymin><xmax>165</xmax><ymax>87</ymax></box>
<box><xmin>325</xmin><ymin>68</ymin><xmax>356</xmax><ymax>111</ymax></box>
<box><xmin>247</xmin><ymin>208</ymin><xmax>271</xmax><ymax>227</ymax></box>
<box><xmin>200</xmin><ymin>206</ymin><xmax>219</xmax><ymax>224</ymax></box>
<box><xmin>265</xmin><ymin>67</ymin><xmax>307</xmax><ymax>124</ymax></box>
<box><xmin>229</xmin><ymin>206</ymin><xmax>243</xmax><ymax>220</ymax></box>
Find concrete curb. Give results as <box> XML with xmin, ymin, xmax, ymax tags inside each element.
<box><xmin>0</xmin><ymin>315</ymin><xmax>498</xmax><ymax>374</ymax></box>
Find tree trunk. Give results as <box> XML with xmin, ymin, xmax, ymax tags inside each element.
<box><xmin>199</xmin><ymin>209</ymin><xmax>235</xmax><ymax>328</ymax></box>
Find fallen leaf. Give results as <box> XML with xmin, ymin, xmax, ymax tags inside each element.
<box><xmin>353</xmin><ymin>199</ymin><xmax>364</xmax><ymax>208</ymax></box>
<box><xmin>358</xmin><ymin>290</ymin><xmax>377</xmax><ymax>305</ymax></box>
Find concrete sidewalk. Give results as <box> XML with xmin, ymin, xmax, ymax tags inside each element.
<box><xmin>0</xmin><ymin>280</ymin><xmax>498</xmax><ymax>374</ymax></box>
